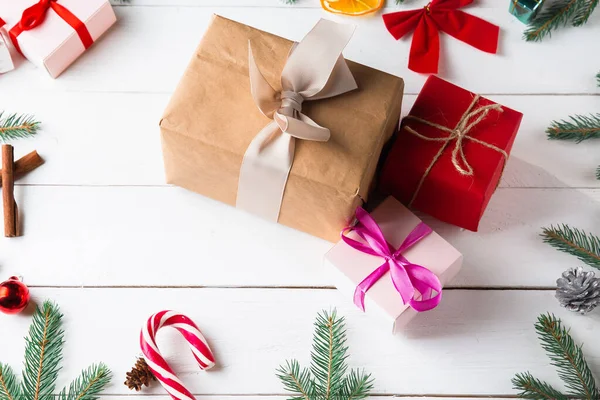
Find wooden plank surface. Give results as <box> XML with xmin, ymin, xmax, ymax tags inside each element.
<box><xmin>1</xmin><ymin>3</ymin><xmax>599</xmax><ymax>95</ymax></box>
<box><xmin>1</xmin><ymin>288</ymin><xmax>598</xmax><ymax>397</ymax></box>
<box><xmin>0</xmin><ymin>93</ymin><xmax>599</xmax><ymax>189</ymax></box>
<box><xmin>0</xmin><ymin>0</ymin><xmax>598</xmax><ymax>398</ymax></box>
<box><xmin>0</xmin><ymin>186</ymin><xmax>598</xmax><ymax>287</ymax></box>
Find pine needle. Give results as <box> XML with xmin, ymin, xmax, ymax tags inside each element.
<box><xmin>546</xmin><ymin>114</ymin><xmax>600</xmax><ymax>142</ymax></box>
<box><xmin>311</xmin><ymin>310</ymin><xmax>348</xmax><ymax>397</ymax></box>
<box><xmin>0</xmin><ymin>112</ymin><xmax>41</xmax><ymax>142</ymax></box>
<box><xmin>541</xmin><ymin>225</ymin><xmax>600</xmax><ymax>270</ymax></box>
<box><xmin>276</xmin><ymin>360</ymin><xmax>314</xmax><ymax>400</ymax></box>
<box><xmin>58</xmin><ymin>364</ymin><xmax>111</xmax><ymax>400</ymax></box>
<box><xmin>22</xmin><ymin>301</ymin><xmax>64</xmax><ymax>400</ymax></box>
<box><xmin>0</xmin><ymin>364</ymin><xmax>21</xmax><ymax>400</ymax></box>
<box><xmin>277</xmin><ymin>310</ymin><xmax>373</xmax><ymax>400</ymax></box>
<box><xmin>535</xmin><ymin>314</ymin><xmax>598</xmax><ymax>398</ymax></box>
<box><xmin>513</xmin><ymin>314</ymin><xmax>598</xmax><ymax>399</ymax></box>
<box><xmin>341</xmin><ymin>369</ymin><xmax>374</xmax><ymax>400</ymax></box>
<box><xmin>573</xmin><ymin>0</ymin><xmax>599</xmax><ymax>25</ymax></box>
<box><xmin>0</xmin><ymin>302</ymin><xmax>111</xmax><ymax>400</ymax></box>
<box><xmin>512</xmin><ymin>372</ymin><xmax>568</xmax><ymax>399</ymax></box>
<box><xmin>525</xmin><ymin>0</ymin><xmax>579</xmax><ymax>41</ymax></box>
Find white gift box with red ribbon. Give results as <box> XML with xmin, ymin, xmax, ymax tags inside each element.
<box><xmin>0</xmin><ymin>0</ymin><xmax>116</xmax><ymax>78</ymax></box>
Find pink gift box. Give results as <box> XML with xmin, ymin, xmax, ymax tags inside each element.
<box><xmin>324</xmin><ymin>197</ymin><xmax>463</xmax><ymax>333</ymax></box>
<box><xmin>0</xmin><ymin>0</ymin><xmax>116</xmax><ymax>78</ymax></box>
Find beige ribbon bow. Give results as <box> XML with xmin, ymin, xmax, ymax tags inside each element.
<box><xmin>236</xmin><ymin>19</ymin><xmax>358</xmax><ymax>221</ymax></box>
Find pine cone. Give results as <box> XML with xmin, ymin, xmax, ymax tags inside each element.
<box><xmin>125</xmin><ymin>357</ymin><xmax>156</xmax><ymax>391</ymax></box>
<box><xmin>556</xmin><ymin>267</ymin><xmax>600</xmax><ymax>314</ymax></box>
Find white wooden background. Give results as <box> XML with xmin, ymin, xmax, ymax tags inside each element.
<box><xmin>1</xmin><ymin>0</ymin><xmax>599</xmax><ymax>398</ymax></box>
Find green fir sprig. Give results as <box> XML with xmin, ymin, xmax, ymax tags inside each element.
<box><xmin>547</xmin><ymin>114</ymin><xmax>600</xmax><ymax>142</ymax></box>
<box><xmin>0</xmin><ymin>301</ymin><xmax>111</xmax><ymax>400</ymax></box>
<box><xmin>513</xmin><ymin>314</ymin><xmax>598</xmax><ymax>399</ymax></box>
<box><xmin>541</xmin><ymin>225</ymin><xmax>600</xmax><ymax>270</ymax></box>
<box><xmin>0</xmin><ymin>112</ymin><xmax>41</xmax><ymax>142</ymax></box>
<box><xmin>524</xmin><ymin>0</ymin><xmax>598</xmax><ymax>41</ymax></box>
<box><xmin>277</xmin><ymin>310</ymin><xmax>373</xmax><ymax>400</ymax></box>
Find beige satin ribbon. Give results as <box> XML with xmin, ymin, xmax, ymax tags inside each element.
<box><xmin>236</xmin><ymin>19</ymin><xmax>358</xmax><ymax>221</ymax></box>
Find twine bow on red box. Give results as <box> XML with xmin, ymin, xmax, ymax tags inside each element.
<box><xmin>1</xmin><ymin>0</ymin><xmax>93</xmax><ymax>55</ymax></box>
<box><xmin>342</xmin><ymin>207</ymin><xmax>443</xmax><ymax>312</ymax></box>
<box><xmin>382</xmin><ymin>0</ymin><xmax>500</xmax><ymax>74</ymax></box>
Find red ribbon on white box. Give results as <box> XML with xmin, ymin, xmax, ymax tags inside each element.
<box><xmin>3</xmin><ymin>0</ymin><xmax>93</xmax><ymax>56</ymax></box>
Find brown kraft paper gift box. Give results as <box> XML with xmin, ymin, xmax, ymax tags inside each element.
<box><xmin>159</xmin><ymin>15</ymin><xmax>404</xmax><ymax>242</ymax></box>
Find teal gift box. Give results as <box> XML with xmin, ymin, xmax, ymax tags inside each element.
<box><xmin>509</xmin><ymin>0</ymin><xmax>544</xmax><ymax>23</ymax></box>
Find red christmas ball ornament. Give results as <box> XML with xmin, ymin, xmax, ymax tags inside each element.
<box><xmin>0</xmin><ymin>276</ymin><xmax>30</xmax><ymax>314</ymax></box>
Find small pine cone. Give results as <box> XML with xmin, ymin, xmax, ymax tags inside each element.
<box><xmin>125</xmin><ymin>357</ymin><xmax>156</xmax><ymax>391</ymax></box>
<box><xmin>556</xmin><ymin>267</ymin><xmax>600</xmax><ymax>314</ymax></box>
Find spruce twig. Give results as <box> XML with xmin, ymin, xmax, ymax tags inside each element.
<box><xmin>22</xmin><ymin>301</ymin><xmax>64</xmax><ymax>400</ymax></box>
<box><xmin>525</xmin><ymin>0</ymin><xmax>579</xmax><ymax>41</ymax></box>
<box><xmin>58</xmin><ymin>364</ymin><xmax>112</xmax><ymax>400</ymax></box>
<box><xmin>513</xmin><ymin>314</ymin><xmax>598</xmax><ymax>399</ymax></box>
<box><xmin>513</xmin><ymin>372</ymin><xmax>568</xmax><ymax>399</ymax></box>
<box><xmin>524</xmin><ymin>0</ymin><xmax>598</xmax><ymax>41</ymax></box>
<box><xmin>277</xmin><ymin>310</ymin><xmax>373</xmax><ymax>400</ymax></box>
<box><xmin>546</xmin><ymin>114</ymin><xmax>600</xmax><ymax>142</ymax></box>
<box><xmin>0</xmin><ymin>112</ymin><xmax>40</xmax><ymax>142</ymax></box>
<box><xmin>573</xmin><ymin>0</ymin><xmax>599</xmax><ymax>25</ymax></box>
<box><xmin>541</xmin><ymin>225</ymin><xmax>600</xmax><ymax>270</ymax></box>
<box><xmin>0</xmin><ymin>301</ymin><xmax>111</xmax><ymax>400</ymax></box>
<box><xmin>0</xmin><ymin>364</ymin><xmax>21</xmax><ymax>400</ymax></box>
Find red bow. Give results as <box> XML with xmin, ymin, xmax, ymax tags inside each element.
<box><xmin>8</xmin><ymin>0</ymin><xmax>93</xmax><ymax>55</ymax></box>
<box><xmin>382</xmin><ymin>0</ymin><xmax>499</xmax><ymax>74</ymax></box>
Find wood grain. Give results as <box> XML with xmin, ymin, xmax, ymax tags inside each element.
<box><xmin>1</xmin><ymin>4</ymin><xmax>599</xmax><ymax>95</ymax></box>
<box><xmin>0</xmin><ymin>288</ymin><xmax>597</xmax><ymax>397</ymax></box>
<box><xmin>0</xmin><ymin>0</ymin><xmax>598</xmax><ymax>398</ymax></box>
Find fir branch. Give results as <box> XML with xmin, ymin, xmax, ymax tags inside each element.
<box><xmin>276</xmin><ymin>360</ymin><xmax>314</xmax><ymax>400</ymax></box>
<box><xmin>512</xmin><ymin>372</ymin><xmax>568</xmax><ymax>399</ymax></box>
<box><xmin>596</xmin><ymin>164</ymin><xmax>600</xmax><ymax>180</ymax></box>
<box><xmin>597</xmin><ymin>71</ymin><xmax>600</xmax><ymax>86</ymax></box>
<box><xmin>311</xmin><ymin>310</ymin><xmax>348</xmax><ymax>399</ymax></box>
<box><xmin>341</xmin><ymin>369</ymin><xmax>374</xmax><ymax>400</ymax></box>
<box><xmin>277</xmin><ymin>310</ymin><xmax>373</xmax><ymax>400</ymax></box>
<box><xmin>535</xmin><ymin>314</ymin><xmax>598</xmax><ymax>398</ymax></box>
<box><xmin>546</xmin><ymin>114</ymin><xmax>600</xmax><ymax>142</ymax></box>
<box><xmin>541</xmin><ymin>225</ymin><xmax>600</xmax><ymax>270</ymax></box>
<box><xmin>0</xmin><ymin>364</ymin><xmax>21</xmax><ymax>400</ymax></box>
<box><xmin>525</xmin><ymin>0</ymin><xmax>579</xmax><ymax>41</ymax></box>
<box><xmin>22</xmin><ymin>301</ymin><xmax>64</xmax><ymax>400</ymax></box>
<box><xmin>573</xmin><ymin>0</ymin><xmax>599</xmax><ymax>25</ymax></box>
<box><xmin>58</xmin><ymin>364</ymin><xmax>111</xmax><ymax>400</ymax></box>
<box><xmin>0</xmin><ymin>112</ymin><xmax>41</xmax><ymax>142</ymax></box>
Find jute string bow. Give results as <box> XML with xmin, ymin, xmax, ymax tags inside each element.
<box><xmin>404</xmin><ymin>95</ymin><xmax>506</xmax><ymax>206</ymax></box>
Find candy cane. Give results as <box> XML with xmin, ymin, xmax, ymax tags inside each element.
<box><xmin>140</xmin><ymin>310</ymin><xmax>216</xmax><ymax>400</ymax></box>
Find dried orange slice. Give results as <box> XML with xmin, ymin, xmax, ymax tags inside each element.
<box><xmin>321</xmin><ymin>0</ymin><xmax>384</xmax><ymax>16</ymax></box>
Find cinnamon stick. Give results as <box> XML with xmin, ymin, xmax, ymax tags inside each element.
<box><xmin>2</xmin><ymin>144</ymin><xmax>17</xmax><ymax>237</ymax></box>
<box><xmin>0</xmin><ymin>150</ymin><xmax>44</xmax><ymax>187</ymax></box>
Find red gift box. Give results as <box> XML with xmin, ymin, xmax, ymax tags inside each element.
<box><xmin>379</xmin><ymin>76</ymin><xmax>523</xmax><ymax>231</ymax></box>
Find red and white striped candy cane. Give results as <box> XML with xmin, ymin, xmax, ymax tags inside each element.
<box><xmin>140</xmin><ymin>310</ymin><xmax>216</xmax><ymax>400</ymax></box>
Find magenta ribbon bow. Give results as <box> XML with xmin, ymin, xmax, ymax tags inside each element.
<box><xmin>342</xmin><ymin>207</ymin><xmax>443</xmax><ymax>312</ymax></box>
